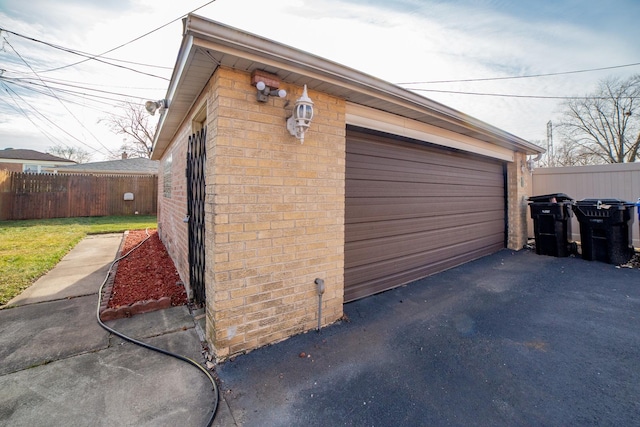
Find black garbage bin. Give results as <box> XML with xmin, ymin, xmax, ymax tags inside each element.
<box><xmin>528</xmin><ymin>193</ymin><xmax>574</xmax><ymax>257</ymax></box>
<box><xmin>572</xmin><ymin>199</ymin><xmax>636</xmax><ymax>265</ymax></box>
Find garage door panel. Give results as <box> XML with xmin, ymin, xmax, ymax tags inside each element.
<box><xmin>345</xmin><ymin>238</ymin><xmax>504</xmax><ymax>301</ymax></box>
<box><xmin>346</xmin><ymin>219</ymin><xmax>505</xmax><ymax>268</ymax></box>
<box><xmin>346</xmin><ymin>197</ymin><xmax>505</xmax><ymax>223</ymax></box>
<box><xmin>346</xmin><ymin>153</ymin><xmax>496</xmax><ymax>175</ymax></box>
<box><xmin>347</xmin><ymin>140</ymin><xmax>503</xmax><ymax>175</ymax></box>
<box><xmin>346</xmin><ymin>170</ymin><xmax>503</xmax><ymax>189</ymax></box>
<box><xmin>346</xmin><ymin>157</ymin><xmax>503</xmax><ymax>184</ymax></box>
<box><xmin>346</xmin><ymin>180</ymin><xmax>502</xmax><ymax>198</ymax></box>
<box><xmin>346</xmin><ymin>233</ymin><xmax>504</xmax><ymax>284</ymax></box>
<box><xmin>345</xmin><ymin>211</ymin><xmax>504</xmax><ymax>241</ymax></box>
<box><xmin>345</xmin><ymin>129</ymin><xmax>506</xmax><ymax>302</ymax></box>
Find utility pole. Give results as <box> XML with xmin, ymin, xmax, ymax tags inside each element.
<box><xmin>546</xmin><ymin>120</ymin><xmax>554</xmax><ymax>167</ymax></box>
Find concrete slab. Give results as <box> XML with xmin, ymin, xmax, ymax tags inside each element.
<box><xmin>7</xmin><ymin>234</ymin><xmax>123</xmax><ymax>307</ymax></box>
<box><xmin>106</xmin><ymin>305</ymin><xmax>197</xmax><ymax>343</ymax></box>
<box><xmin>0</xmin><ymin>294</ymin><xmax>109</xmax><ymax>376</ymax></box>
<box><xmin>106</xmin><ymin>306</ymin><xmax>210</xmax><ymax>365</ymax></box>
<box><xmin>0</xmin><ymin>329</ymin><xmax>216</xmax><ymax>427</ymax></box>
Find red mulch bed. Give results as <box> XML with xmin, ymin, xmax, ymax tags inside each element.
<box><xmin>108</xmin><ymin>229</ymin><xmax>187</xmax><ymax>309</ymax></box>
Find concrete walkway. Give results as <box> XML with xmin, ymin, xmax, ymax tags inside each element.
<box><xmin>7</xmin><ymin>234</ymin><xmax>123</xmax><ymax>307</ymax></box>
<box><xmin>0</xmin><ymin>234</ymin><xmax>218</xmax><ymax>427</ymax></box>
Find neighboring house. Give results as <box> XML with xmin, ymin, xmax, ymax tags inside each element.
<box><xmin>54</xmin><ymin>157</ymin><xmax>159</xmax><ymax>176</ymax></box>
<box><xmin>151</xmin><ymin>14</ymin><xmax>544</xmax><ymax>361</ymax></box>
<box><xmin>0</xmin><ymin>148</ymin><xmax>76</xmax><ymax>173</ymax></box>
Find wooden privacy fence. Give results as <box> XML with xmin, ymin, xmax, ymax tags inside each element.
<box><xmin>0</xmin><ymin>171</ymin><xmax>158</xmax><ymax>220</ymax></box>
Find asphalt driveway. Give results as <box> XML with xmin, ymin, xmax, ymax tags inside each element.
<box><xmin>214</xmin><ymin>249</ymin><xmax>640</xmax><ymax>426</ymax></box>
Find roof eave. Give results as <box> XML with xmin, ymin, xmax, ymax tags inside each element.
<box><xmin>152</xmin><ymin>14</ymin><xmax>544</xmax><ymax>159</ymax></box>
<box><xmin>151</xmin><ymin>26</ymin><xmax>198</xmax><ymax>160</ymax></box>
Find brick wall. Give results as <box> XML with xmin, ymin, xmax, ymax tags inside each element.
<box><xmin>157</xmin><ymin>87</ymin><xmax>211</xmax><ymax>291</ymax></box>
<box><xmin>205</xmin><ymin>67</ymin><xmax>346</xmax><ymax>360</ymax></box>
<box><xmin>157</xmin><ymin>139</ymin><xmax>190</xmax><ymax>287</ymax></box>
<box><xmin>506</xmin><ymin>151</ymin><xmax>531</xmax><ymax>250</ymax></box>
<box><xmin>0</xmin><ymin>163</ymin><xmax>22</xmax><ymax>172</ymax></box>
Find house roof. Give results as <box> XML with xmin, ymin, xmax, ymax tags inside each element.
<box><xmin>0</xmin><ymin>148</ymin><xmax>76</xmax><ymax>163</ymax></box>
<box><xmin>152</xmin><ymin>13</ymin><xmax>544</xmax><ymax>159</ymax></box>
<box><xmin>55</xmin><ymin>158</ymin><xmax>159</xmax><ymax>175</ymax></box>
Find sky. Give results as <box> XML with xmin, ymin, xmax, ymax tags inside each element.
<box><xmin>1</xmin><ymin>0</ymin><xmax>640</xmax><ymax>162</ymax></box>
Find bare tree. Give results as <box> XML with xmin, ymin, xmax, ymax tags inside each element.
<box><xmin>558</xmin><ymin>75</ymin><xmax>640</xmax><ymax>164</ymax></box>
<box><xmin>47</xmin><ymin>145</ymin><xmax>92</xmax><ymax>163</ymax></box>
<box><xmin>101</xmin><ymin>102</ymin><xmax>156</xmax><ymax>159</ymax></box>
<box><xmin>535</xmin><ymin>138</ymin><xmax>604</xmax><ymax>167</ymax></box>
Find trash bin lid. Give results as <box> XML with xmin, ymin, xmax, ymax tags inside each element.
<box><xmin>528</xmin><ymin>193</ymin><xmax>573</xmax><ymax>203</ymax></box>
<box><xmin>576</xmin><ymin>198</ymin><xmax>633</xmax><ymax>206</ymax></box>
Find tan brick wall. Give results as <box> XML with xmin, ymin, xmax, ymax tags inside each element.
<box><xmin>157</xmin><ymin>87</ymin><xmax>212</xmax><ymax>291</ymax></box>
<box><xmin>157</xmin><ymin>140</ymin><xmax>190</xmax><ymax>286</ymax></box>
<box><xmin>205</xmin><ymin>67</ymin><xmax>346</xmax><ymax>360</ymax></box>
<box><xmin>506</xmin><ymin>151</ymin><xmax>532</xmax><ymax>250</ymax></box>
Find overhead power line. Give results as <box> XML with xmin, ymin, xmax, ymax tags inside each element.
<box><xmin>2</xmin><ymin>35</ymin><xmax>117</xmax><ymax>156</ymax></box>
<box><xmin>398</xmin><ymin>62</ymin><xmax>640</xmax><ymax>85</ymax></box>
<box><xmin>0</xmin><ymin>29</ymin><xmax>170</xmax><ymax>80</ymax></box>
<box><xmin>2</xmin><ymin>78</ymin><xmax>142</xmax><ymax>117</ymax></box>
<box><xmin>408</xmin><ymin>87</ymin><xmax>636</xmax><ymax>100</ymax></box>
<box><xmin>1</xmin><ymin>72</ymin><xmax>149</xmax><ymax>124</ymax></box>
<box><xmin>1</xmin><ymin>82</ymin><xmax>106</xmax><ymax>155</ymax></box>
<box><xmin>2</xmin><ymin>75</ymin><xmax>151</xmax><ymax>102</ymax></box>
<box><xmin>8</xmin><ymin>74</ymin><xmax>166</xmax><ymax>91</ymax></box>
<box><xmin>0</xmin><ymin>83</ymin><xmax>74</xmax><ymax>149</ymax></box>
<box><xmin>0</xmin><ymin>30</ymin><xmax>172</xmax><ymax>70</ymax></box>
<box><xmin>19</xmin><ymin>0</ymin><xmax>217</xmax><ymax>74</ymax></box>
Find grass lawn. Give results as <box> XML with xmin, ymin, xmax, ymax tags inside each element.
<box><xmin>0</xmin><ymin>215</ymin><xmax>157</xmax><ymax>306</ymax></box>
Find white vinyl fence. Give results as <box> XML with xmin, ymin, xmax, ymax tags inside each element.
<box><xmin>531</xmin><ymin>163</ymin><xmax>640</xmax><ymax>248</ymax></box>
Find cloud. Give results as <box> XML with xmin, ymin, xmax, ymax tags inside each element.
<box><xmin>1</xmin><ymin>0</ymin><xmax>135</xmax><ymax>36</ymax></box>
<box><xmin>1</xmin><ymin>0</ymin><xmax>639</xmax><ymax>157</ymax></box>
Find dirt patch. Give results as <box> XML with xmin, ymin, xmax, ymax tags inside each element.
<box><xmin>101</xmin><ymin>230</ymin><xmax>186</xmax><ymax>320</ymax></box>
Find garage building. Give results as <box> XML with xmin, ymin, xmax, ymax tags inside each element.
<box><xmin>151</xmin><ymin>14</ymin><xmax>543</xmax><ymax>360</ymax></box>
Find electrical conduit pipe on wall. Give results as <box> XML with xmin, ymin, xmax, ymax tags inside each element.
<box><xmin>315</xmin><ymin>278</ymin><xmax>325</xmax><ymax>332</ymax></box>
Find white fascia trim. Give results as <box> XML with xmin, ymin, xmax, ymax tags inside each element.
<box><xmin>151</xmin><ymin>34</ymin><xmax>195</xmax><ymax>160</ymax></box>
<box><xmin>0</xmin><ymin>159</ymin><xmax>75</xmax><ymax>166</ymax></box>
<box><xmin>0</xmin><ymin>158</ymin><xmax>28</xmax><ymax>164</ymax></box>
<box><xmin>38</xmin><ymin>160</ymin><xmax>76</xmax><ymax>166</ymax></box>
<box><xmin>346</xmin><ymin>103</ymin><xmax>515</xmax><ymax>162</ymax></box>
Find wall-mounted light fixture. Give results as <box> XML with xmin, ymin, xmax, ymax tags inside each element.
<box><xmin>527</xmin><ymin>152</ymin><xmax>543</xmax><ymax>173</ymax></box>
<box><xmin>286</xmin><ymin>85</ymin><xmax>314</xmax><ymax>144</ymax></box>
<box><xmin>256</xmin><ymin>81</ymin><xmax>286</xmax><ymax>102</ymax></box>
<box><xmin>251</xmin><ymin>70</ymin><xmax>286</xmax><ymax>103</ymax></box>
<box><xmin>145</xmin><ymin>99</ymin><xmax>167</xmax><ymax>116</ymax></box>
<box><xmin>526</xmin><ymin>159</ymin><xmax>535</xmax><ymax>173</ymax></box>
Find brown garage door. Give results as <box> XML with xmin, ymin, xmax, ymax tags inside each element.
<box><xmin>345</xmin><ymin>129</ymin><xmax>506</xmax><ymax>302</ymax></box>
